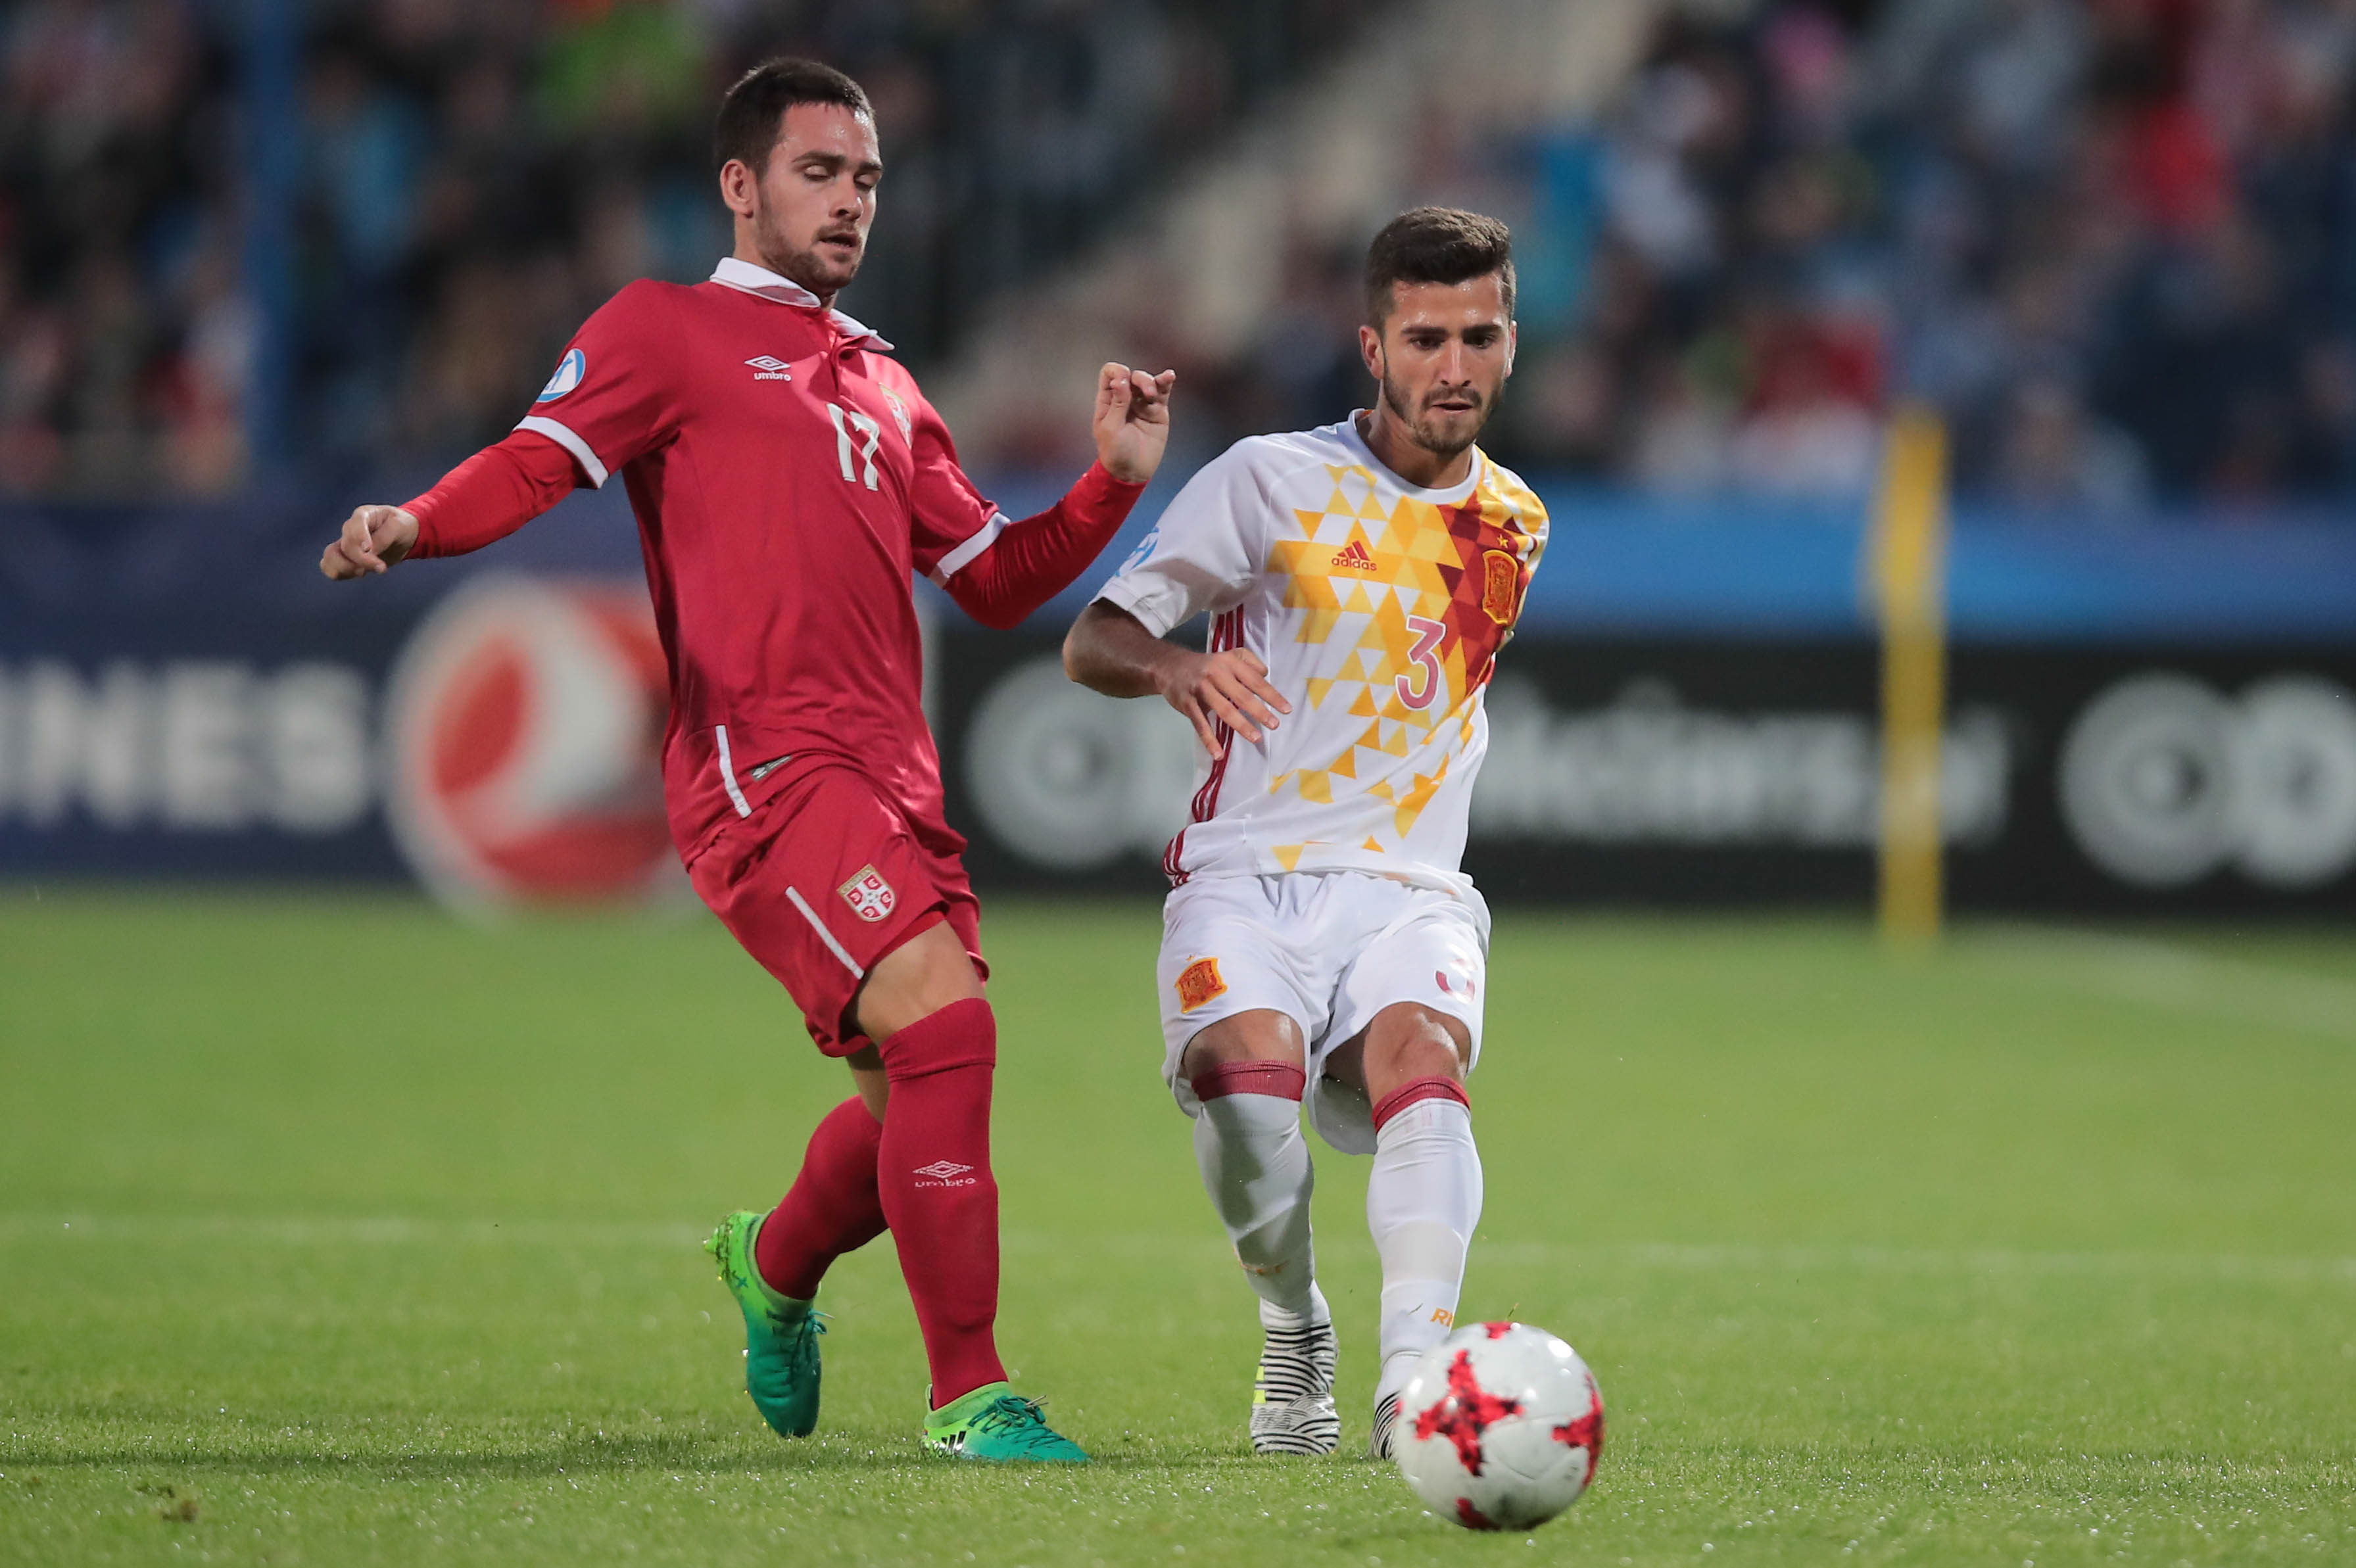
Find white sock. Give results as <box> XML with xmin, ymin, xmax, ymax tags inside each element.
<box><xmin>1366</xmin><ymin>1095</ymin><xmax>1483</xmax><ymax>1401</ymax></box>
<box><xmin>1193</xmin><ymin>1091</ymin><xmax>1318</xmax><ymax>1316</ymax></box>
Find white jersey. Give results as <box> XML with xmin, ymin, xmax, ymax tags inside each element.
<box><xmin>1095</xmin><ymin>414</ymin><xmax>1549</xmax><ymax>894</ymax></box>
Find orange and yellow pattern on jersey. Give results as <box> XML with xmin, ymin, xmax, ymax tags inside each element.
<box><xmin>1092</xmin><ymin>417</ymin><xmax>1549</xmax><ymax>893</ymax></box>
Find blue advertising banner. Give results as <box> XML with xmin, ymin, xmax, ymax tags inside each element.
<box><xmin>4</xmin><ymin>474</ymin><xmax>2353</xmax><ymax>909</ymax></box>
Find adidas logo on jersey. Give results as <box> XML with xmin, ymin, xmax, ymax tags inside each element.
<box><xmin>744</xmin><ymin>355</ymin><xmax>793</xmax><ymax>381</ymax></box>
<box><xmin>1330</xmin><ymin>540</ymin><xmax>1378</xmax><ymax>573</ymax></box>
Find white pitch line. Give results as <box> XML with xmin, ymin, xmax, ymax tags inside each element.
<box><xmin>1967</xmin><ymin>924</ymin><xmax>2356</xmax><ymax>1045</ymax></box>
<box><xmin>3</xmin><ymin>1216</ymin><xmax>2349</xmax><ymax>1285</ymax></box>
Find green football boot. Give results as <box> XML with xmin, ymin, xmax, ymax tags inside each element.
<box><xmin>705</xmin><ymin>1210</ymin><xmax>825</xmax><ymax>1438</ymax></box>
<box><xmin>923</xmin><ymin>1381</ymin><xmax>1090</xmax><ymax>1462</ymax></box>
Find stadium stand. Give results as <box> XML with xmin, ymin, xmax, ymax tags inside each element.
<box><xmin>939</xmin><ymin>0</ymin><xmax>2356</xmax><ymax>512</ymax></box>
<box><xmin>0</xmin><ymin>0</ymin><xmax>1385</xmax><ymax>500</ymax></box>
<box><xmin>8</xmin><ymin>0</ymin><xmax>2356</xmax><ymax>513</ymax></box>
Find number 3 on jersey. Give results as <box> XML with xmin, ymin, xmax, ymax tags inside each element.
<box><xmin>1397</xmin><ymin>613</ymin><xmax>1445</xmax><ymax>711</ymax></box>
<box><xmin>829</xmin><ymin>402</ymin><xmax>882</xmax><ymax>489</ymax></box>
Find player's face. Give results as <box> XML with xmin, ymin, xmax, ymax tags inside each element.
<box><xmin>730</xmin><ymin>102</ymin><xmax>882</xmax><ymax>298</ymax></box>
<box><xmin>1360</xmin><ymin>275</ymin><xmax>1516</xmax><ymax>459</ymax></box>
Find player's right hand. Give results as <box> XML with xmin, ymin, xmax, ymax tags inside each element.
<box><xmin>1155</xmin><ymin>646</ymin><xmax>1291</xmax><ymax>756</ymax></box>
<box><xmin>320</xmin><ymin>505</ymin><xmax>419</xmax><ymax>580</ymax></box>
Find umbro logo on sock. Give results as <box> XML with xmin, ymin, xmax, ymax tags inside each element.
<box><xmin>1330</xmin><ymin>540</ymin><xmax>1378</xmax><ymax>573</ymax></box>
<box><xmin>745</xmin><ymin>355</ymin><xmax>793</xmax><ymax>381</ymax></box>
<box><xmin>913</xmin><ymin>1161</ymin><xmax>978</xmax><ymax>1187</ymax></box>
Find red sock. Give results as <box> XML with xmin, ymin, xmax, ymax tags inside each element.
<box><xmin>875</xmin><ymin>997</ymin><xmax>1007</xmax><ymax>1405</ymax></box>
<box><xmin>755</xmin><ymin>1096</ymin><xmax>888</xmax><ymax>1301</ymax></box>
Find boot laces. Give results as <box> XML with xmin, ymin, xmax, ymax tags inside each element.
<box><xmin>970</xmin><ymin>1395</ymin><xmax>1059</xmax><ymax>1448</ymax></box>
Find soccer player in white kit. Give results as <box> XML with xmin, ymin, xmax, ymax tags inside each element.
<box><xmin>1063</xmin><ymin>208</ymin><xmax>1548</xmax><ymax>1458</ymax></box>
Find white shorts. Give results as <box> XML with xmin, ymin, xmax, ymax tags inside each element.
<box><xmin>1157</xmin><ymin>870</ymin><xmax>1489</xmax><ymax>1154</ymax></box>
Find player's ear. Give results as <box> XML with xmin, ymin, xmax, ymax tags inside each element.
<box><xmin>718</xmin><ymin>158</ymin><xmax>757</xmax><ymax>220</ymax></box>
<box><xmin>1504</xmin><ymin>320</ymin><xmax>1517</xmax><ymax>379</ymax></box>
<box><xmin>1358</xmin><ymin>322</ymin><xmax>1384</xmax><ymax>382</ymax></box>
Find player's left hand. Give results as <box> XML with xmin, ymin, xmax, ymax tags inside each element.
<box><xmin>1093</xmin><ymin>362</ymin><xmax>1177</xmax><ymax>485</ymax></box>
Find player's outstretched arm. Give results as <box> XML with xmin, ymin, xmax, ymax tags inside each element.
<box><xmin>932</xmin><ymin>362</ymin><xmax>1176</xmax><ymax>630</ymax></box>
<box><xmin>316</xmin><ymin>433</ymin><xmax>583</xmax><ymax>582</ymax></box>
<box><xmin>1064</xmin><ymin>600</ymin><xmax>1288</xmax><ymax>757</ymax></box>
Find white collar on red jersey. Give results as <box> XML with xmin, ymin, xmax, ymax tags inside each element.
<box><xmin>709</xmin><ymin>256</ymin><xmax>894</xmax><ymax>350</ymax></box>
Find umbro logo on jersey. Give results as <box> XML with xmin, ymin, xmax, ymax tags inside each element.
<box><xmin>744</xmin><ymin>355</ymin><xmax>793</xmax><ymax>381</ymax></box>
<box><xmin>1330</xmin><ymin>540</ymin><xmax>1378</xmax><ymax>573</ymax></box>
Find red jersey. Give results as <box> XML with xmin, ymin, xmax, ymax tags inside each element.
<box><xmin>418</xmin><ymin>257</ymin><xmax>1137</xmax><ymax>862</ymax></box>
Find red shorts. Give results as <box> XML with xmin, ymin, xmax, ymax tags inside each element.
<box><xmin>685</xmin><ymin>762</ymin><xmax>984</xmax><ymax>1057</ymax></box>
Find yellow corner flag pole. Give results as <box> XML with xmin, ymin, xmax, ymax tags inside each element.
<box><xmin>1869</xmin><ymin>405</ymin><xmax>1950</xmax><ymax>949</ymax></box>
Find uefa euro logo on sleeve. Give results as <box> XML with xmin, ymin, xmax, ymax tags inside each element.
<box><xmin>537</xmin><ymin>348</ymin><xmax>586</xmax><ymax>403</ymax></box>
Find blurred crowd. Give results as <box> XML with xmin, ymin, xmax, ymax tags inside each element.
<box><xmin>0</xmin><ymin>0</ymin><xmax>1372</xmax><ymax>499</ymax></box>
<box><xmin>11</xmin><ymin>0</ymin><xmax>2356</xmax><ymax>513</ymax></box>
<box><xmin>1117</xmin><ymin>0</ymin><xmax>2356</xmax><ymax>513</ymax></box>
<box><xmin>1498</xmin><ymin>0</ymin><xmax>2356</xmax><ymax>510</ymax></box>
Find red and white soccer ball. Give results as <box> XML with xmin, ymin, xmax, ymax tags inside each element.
<box><xmin>385</xmin><ymin>575</ymin><xmax>682</xmax><ymax>914</ymax></box>
<box><xmin>1395</xmin><ymin>1321</ymin><xmax>1605</xmax><ymax>1532</ymax></box>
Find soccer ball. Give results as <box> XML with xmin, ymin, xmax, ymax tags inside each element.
<box><xmin>1393</xmin><ymin>1321</ymin><xmax>1604</xmax><ymax>1532</ymax></box>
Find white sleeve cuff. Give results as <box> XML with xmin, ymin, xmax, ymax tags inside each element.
<box><xmin>1092</xmin><ymin>575</ymin><xmax>1178</xmax><ymax>639</ymax></box>
<box><xmin>927</xmin><ymin>510</ymin><xmax>1011</xmax><ymax>585</ymax></box>
<box><xmin>514</xmin><ymin>415</ymin><xmax>610</xmax><ymax>488</ymax></box>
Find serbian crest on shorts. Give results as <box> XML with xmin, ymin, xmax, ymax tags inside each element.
<box><xmin>838</xmin><ymin>865</ymin><xmax>896</xmax><ymax>922</ymax></box>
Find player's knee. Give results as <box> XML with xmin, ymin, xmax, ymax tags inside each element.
<box><xmin>1180</xmin><ymin>1009</ymin><xmax>1307</xmax><ymax>1083</ymax></box>
<box><xmin>855</xmin><ymin>915</ymin><xmax>984</xmax><ymax>1042</ymax></box>
<box><xmin>1374</xmin><ymin>1004</ymin><xmax>1472</xmax><ymax>1083</ymax></box>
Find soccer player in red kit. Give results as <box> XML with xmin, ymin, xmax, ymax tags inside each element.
<box><xmin>318</xmin><ymin>59</ymin><xmax>1174</xmax><ymax>1463</ymax></box>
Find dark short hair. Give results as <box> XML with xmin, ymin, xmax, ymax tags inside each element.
<box><xmin>714</xmin><ymin>57</ymin><xmax>873</xmax><ymax>176</ymax></box>
<box><xmin>1364</xmin><ymin>207</ymin><xmax>1516</xmax><ymax>326</ymax></box>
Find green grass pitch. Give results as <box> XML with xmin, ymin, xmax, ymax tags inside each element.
<box><xmin>2</xmin><ymin>888</ymin><xmax>2352</xmax><ymax>1565</ymax></box>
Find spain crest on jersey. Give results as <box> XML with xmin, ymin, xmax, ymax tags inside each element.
<box><xmin>838</xmin><ymin>865</ymin><xmax>896</xmax><ymax>922</ymax></box>
<box><xmin>1480</xmin><ymin>548</ymin><xmax>1522</xmax><ymax>625</ymax></box>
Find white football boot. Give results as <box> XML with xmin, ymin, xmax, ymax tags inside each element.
<box><xmin>1249</xmin><ymin>1289</ymin><xmax>1339</xmax><ymax>1456</ymax></box>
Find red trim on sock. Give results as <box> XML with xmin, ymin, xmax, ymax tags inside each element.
<box><xmin>1371</xmin><ymin>1074</ymin><xmax>1469</xmax><ymax>1131</ymax></box>
<box><xmin>1190</xmin><ymin>1060</ymin><xmax>1307</xmax><ymax>1102</ymax></box>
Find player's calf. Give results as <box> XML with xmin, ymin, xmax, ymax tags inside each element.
<box><xmin>871</xmin><ymin>995</ymin><xmax>1007</xmax><ymax>1405</ymax></box>
<box><xmin>1185</xmin><ymin>1018</ymin><xmax>1337</xmax><ymax>1455</ymax></box>
<box><xmin>1354</xmin><ymin>1005</ymin><xmax>1483</xmax><ymax>1458</ymax></box>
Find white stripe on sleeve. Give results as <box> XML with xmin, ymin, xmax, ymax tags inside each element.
<box><xmin>928</xmin><ymin>510</ymin><xmax>1012</xmax><ymax>585</ymax></box>
<box><xmin>514</xmin><ymin>415</ymin><xmax>610</xmax><ymax>488</ymax></box>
